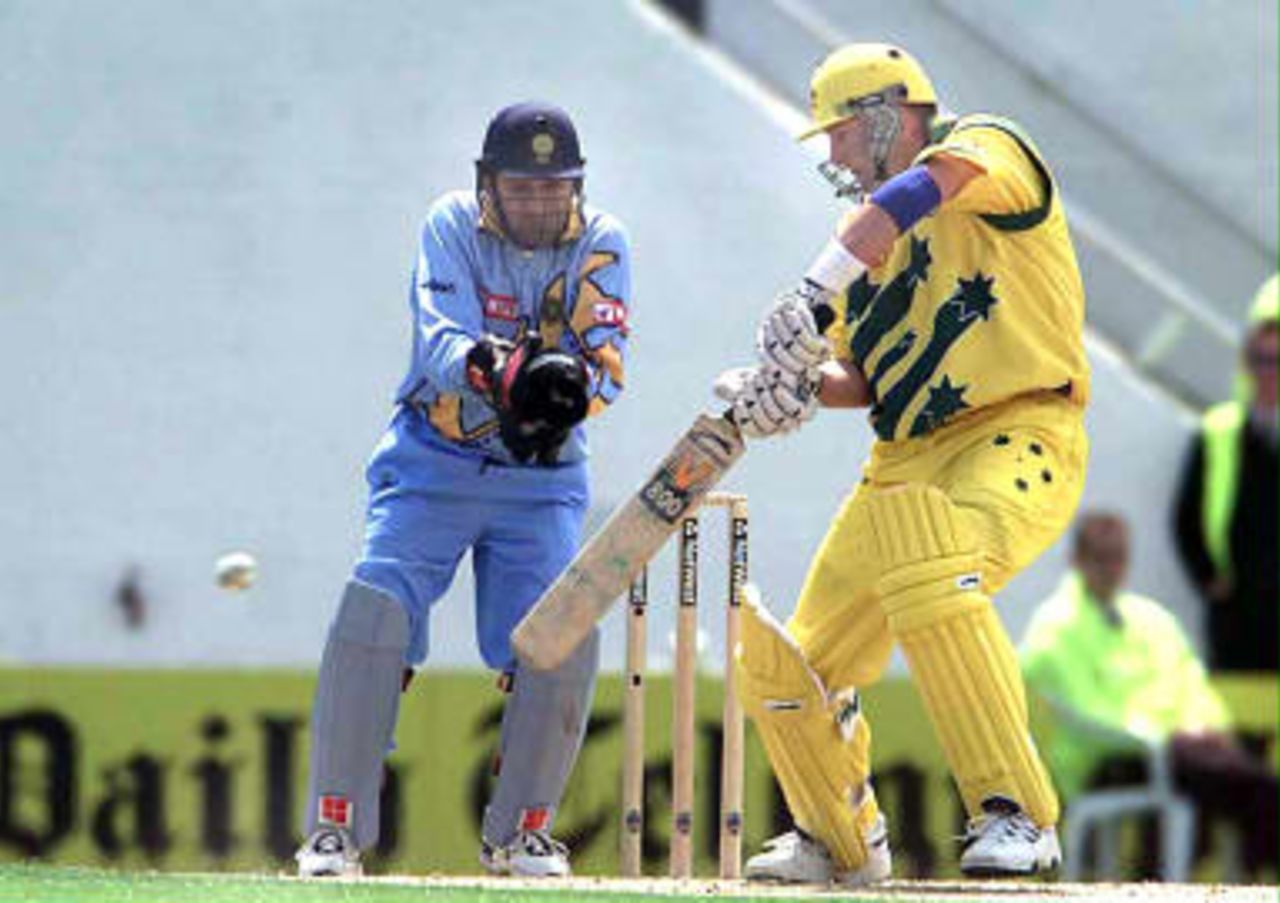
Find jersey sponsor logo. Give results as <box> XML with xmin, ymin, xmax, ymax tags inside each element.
<box><xmin>422</xmin><ymin>278</ymin><xmax>455</xmax><ymax>294</ymax></box>
<box><xmin>483</xmin><ymin>292</ymin><xmax>519</xmax><ymax>322</ymax></box>
<box><xmin>592</xmin><ymin>299</ymin><xmax>626</xmax><ymax>327</ymax></box>
<box><xmin>956</xmin><ymin>572</ymin><xmax>981</xmax><ymax>591</ymax></box>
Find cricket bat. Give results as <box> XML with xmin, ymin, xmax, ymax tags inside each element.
<box><xmin>512</xmin><ymin>303</ymin><xmax>833</xmax><ymax>671</ymax></box>
<box><xmin>512</xmin><ymin>410</ymin><xmax>745</xmax><ymax>670</ymax></box>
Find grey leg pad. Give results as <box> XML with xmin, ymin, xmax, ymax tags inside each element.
<box><xmin>482</xmin><ymin>628</ymin><xmax>600</xmax><ymax>845</ymax></box>
<box><xmin>305</xmin><ymin>579</ymin><xmax>409</xmax><ymax>849</ymax></box>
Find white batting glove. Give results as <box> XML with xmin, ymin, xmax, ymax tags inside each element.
<box><xmin>713</xmin><ymin>366</ymin><xmax>818</xmax><ymax>439</ymax></box>
<box><xmin>755</xmin><ymin>281</ymin><xmax>833</xmax><ymax>376</ymax></box>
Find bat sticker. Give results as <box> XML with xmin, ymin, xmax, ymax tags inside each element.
<box><xmin>639</xmin><ymin>449</ymin><xmax>717</xmax><ymax>523</ymax></box>
<box><xmin>689</xmin><ymin>424</ymin><xmax>740</xmax><ymax>464</ymax></box>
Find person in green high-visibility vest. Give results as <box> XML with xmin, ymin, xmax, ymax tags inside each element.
<box><xmin>1173</xmin><ymin>274</ymin><xmax>1278</xmax><ymax>673</ymax></box>
<box><xmin>1023</xmin><ymin>512</ymin><xmax>1277</xmax><ymax>877</ymax></box>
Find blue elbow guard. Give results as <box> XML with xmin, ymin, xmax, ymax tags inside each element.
<box><xmin>869</xmin><ymin>166</ymin><xmax>942</xmax><ymax>233</ymax></box>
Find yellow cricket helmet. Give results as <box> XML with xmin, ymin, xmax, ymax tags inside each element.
<box><xmin>798</xmin><ymin>43</ymin><xmax>938</xmax><ymax>140</ymax></box>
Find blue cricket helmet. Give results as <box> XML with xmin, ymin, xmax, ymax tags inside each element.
<box><xmin>477</xmin><ymin>101</ymin><xmax>585</xmax><ymax>179</ymax></box>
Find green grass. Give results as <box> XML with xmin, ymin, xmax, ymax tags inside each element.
<box><xmin>0</xmin><ymin>865</ymin><xmax>905</xmax><ymax>903</ymax></box>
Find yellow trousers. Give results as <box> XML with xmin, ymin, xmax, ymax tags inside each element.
<box><xmin>789</xmin><ymin>391</ymin><xmax>1087</xmax><ymax>825</ymax></box>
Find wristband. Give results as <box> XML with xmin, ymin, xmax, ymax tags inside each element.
<box><xmin>869</xmin><ymin>165</ymin><xmax>942</xmax><ymax>234</ymax></box>
<box><xmin>804</xmin><ymin>237</ymin><xmax>867</xmax><ymax>293</ymax></box>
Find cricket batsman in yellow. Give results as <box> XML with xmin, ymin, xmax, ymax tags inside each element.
<box><xmin>713</xmin><ymin>44</ymin><xmax>1090</xmax><ymax>883</ymax></box>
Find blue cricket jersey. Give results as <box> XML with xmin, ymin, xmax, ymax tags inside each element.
<box><xmin>392</xmin><ymin>191</ymin><xmax>631</xmax><ymax>467</ymax></box>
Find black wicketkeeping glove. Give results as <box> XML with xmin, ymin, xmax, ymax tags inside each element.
<box><xmin>466</xmin><ymin>333</ymin><xmax>590</xmax><ymax>465</ymax></box>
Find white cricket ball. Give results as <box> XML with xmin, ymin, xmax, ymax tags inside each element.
<box><xmin>215</xmin><ymin>551</ymin><xmax>257</xmax><ymax>591</ymax></box>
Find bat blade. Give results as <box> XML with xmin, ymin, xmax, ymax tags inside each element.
<box><xmin>512</xmin><ymin>412</ymin><xmax>745</xmax><ymax>670</ymax></box>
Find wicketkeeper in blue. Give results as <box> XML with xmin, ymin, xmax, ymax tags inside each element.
<box><xmin>296</xmin><ymin>101</ymin><xmax>632</xmax><ymax>878</ymax></box>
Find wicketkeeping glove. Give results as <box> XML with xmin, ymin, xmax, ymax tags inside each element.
<box><xmin>466</xmin><ymin>333</ymin><xmax>591</xmax><ymax>464</ymax></box>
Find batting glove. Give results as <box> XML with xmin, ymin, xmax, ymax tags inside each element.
<box><xmin>756</xmin><ymin>281</ymin><xmax>833</xmax><ymax>377</ymax></box>
<box><xmin>714</xmin><ymin>365</ymin><xmax>818</xmax><ymax>439</ymax></box>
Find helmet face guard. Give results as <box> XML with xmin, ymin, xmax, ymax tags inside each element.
<box><xmin>476</xmin><ymin>102</ymin><xmax>586</xmax><ymax>249</ymax></box>
<box><xmin>816</xmin><ymin>88</ymin><xmax>908</xmax><ymax>204</ymax></box>
<box><xmin>478</xmin><ymin>170</ymin><xmax>583</xmax><ymax>250</ymax></box>
<box><xmin>817</xmin><ymin>159</ymin><xmax>866</xmax><ymax>204</ymax></box>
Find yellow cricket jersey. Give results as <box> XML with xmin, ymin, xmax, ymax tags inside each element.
<box><xmin>828</xmin><ymin>114</ymin><xmax>1090</xmax><ymax>442</ymax></box>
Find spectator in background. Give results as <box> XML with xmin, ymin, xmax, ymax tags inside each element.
<box><xmin>1022</xmin><ymin>512</ymin><xmax>1277</xmax><ymax>876</ymax></box>
<box><xmin>1174</xmin><ymin>274</ymin><xmax>1278</xmax><ymax>672</ymax></box>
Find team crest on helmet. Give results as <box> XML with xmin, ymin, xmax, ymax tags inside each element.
<box><xmin>531</xmin><ymin>132</ymin><xmax>556</xmax><ymax>164</ymax></box>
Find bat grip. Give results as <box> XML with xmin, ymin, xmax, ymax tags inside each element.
<box><xmin>810</xmin><ymin>299</ymin><xmax>835</xmax><ymax>333</ymax></box>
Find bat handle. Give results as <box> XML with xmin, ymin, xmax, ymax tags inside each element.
<box><xmin>810</xmin><ymin>299</ymin><xmax>835</xmax><ymax>333</ymax></box>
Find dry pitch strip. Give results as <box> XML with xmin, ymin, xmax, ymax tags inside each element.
<box><xmin>347</xmin><ymin>873</ymin><xmax>1279</xmax><ymax>902</ymax></box>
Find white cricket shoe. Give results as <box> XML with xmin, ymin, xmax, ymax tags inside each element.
<box><xmin>480</xmin><ymin>829</ymin><xmax>572</xmax><ymax>878</ymax></box>
<box><xmin>960</xmin><ymin>797</ymin><xmax>1061</xmax><ymax>877</ymax></box>
<box><xmin>745</xmin><ymin>830</ymin><xmax>834</xmax><ymax>883</ymax></box>
<box><xmin>744</xmin><ymin>816</ymin><xmax>891</xmax><ymax>886</ymax></box>
<box><xmin>295</xmin><ymin>825</ymin><xmax>362</xmax><ymax>877</ymax></box>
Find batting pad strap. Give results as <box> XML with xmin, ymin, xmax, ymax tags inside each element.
<box><xmin>735</xmin><ymin>586</ymin><xmax>879</xmax><ymax>871</ymax></box>
<box><xmin>804</xmin><ymin>237</ymin><xmax>868</xmax><ymax>294</ymax></box>
<box><xmin>878</xmin><ymin>556</ymin><xmax>987</xmax><ymax>633</ymax></box>
<box><xmin>869</xmin><ymin>165</ymin><xmax>942</xmax><ymax>234</ymax></box>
